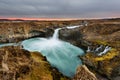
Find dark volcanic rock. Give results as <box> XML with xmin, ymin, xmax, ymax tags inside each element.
<box><xmin>59</xmin><ymin>27</ymin><xmax>87</xmax><ymax>50</ymax></box>
<box><xmin>43</xmin><ymin>27</ymin><xmax>54</xmax><ymax>37</ymax></box>
<box><xmin>59</xmin><ymin>27</ymin><xmax>82</xmax><ymax>41</ymax></box>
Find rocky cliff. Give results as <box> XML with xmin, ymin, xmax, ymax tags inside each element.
<box><xmin>0</xmin><ymin>46</ymin><xmax>70</xmax><ymax>80</ymax></box>
<box><xmin>58</xmin><ymin>21</ymin><xmax>120</xmax><ymax>80</ymax></box>
<box><xmin>79</xmin><ymin>24</ymin><xmax>120</xmax><ymax>80</ymax></box>
<box><xmin>0</xmin><ymin>20</ymin><xmax>83</xmax><ymax>43</ymax></box>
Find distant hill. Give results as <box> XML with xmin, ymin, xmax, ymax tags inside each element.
<box><xmin>0</xmin><ymin>19</ymin><xmax>42</xmax><ymax>22</ymax></box>
<box><xmin>102</xmin><ymin>18</ymin><xmax>120</xmax><ymax>21</ymax></box>
<box><xmin>0</xmin><ymin>19</ymin><xmax>24</xmax><ymax>21</ymax></box>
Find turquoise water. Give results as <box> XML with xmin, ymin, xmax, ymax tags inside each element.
<box><xmin>22</xmin><ymin>37</ymin><xmax>84</xmax><ymax>77</ymax></box>
<box><xmin>0</xmin><ymin>27</ymin><xmax>84</xmax><ymax>77</ymax></box>
<box><xmin>0</xmin><ymin>43</ymin><xmax>17</xmax><ymax>47</ymax></box>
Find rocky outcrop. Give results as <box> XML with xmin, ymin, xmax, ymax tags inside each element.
<box><xmin>0</xmin><ymin>46</ymin><xmax>32</xmax><ymax>80</ymax></box>
<box><xmin>59</xmin><ymin>27</ymin><xmax>82</xmax><ymax>43</ymax></box>
<box><xmin>73</xmin><ymin>65</ymin><xmax>98</xmax><ymax>80</ymax></box>
<box><xmin>80</xmin><ymin>48</ymin><xmax>120</xmax><ymax>80</ymax></box>
<box><xmin>59</xmin><ymin>26</ymin><xmax>87</xmax><ymax>50</ymax></box>
<box><xmin>0</xmin><ymin>46</ymin><xmax>70</xmax><ymax>80</ymax></box>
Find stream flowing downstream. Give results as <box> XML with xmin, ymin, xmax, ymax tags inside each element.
<box><xmin>22</xmin><ymin>26</ymin><xmax>84</xmax><ymax>77</ymax></box>
<box><xmin>0</xmin><ymin>26</ymin><xmax>84</xmax><ymax>77</ymax></box>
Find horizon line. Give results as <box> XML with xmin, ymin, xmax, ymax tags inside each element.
<box><xmin>0</xmin><ymin>17</ymin><xmax>119</xmax><ymax>21</ymax></box>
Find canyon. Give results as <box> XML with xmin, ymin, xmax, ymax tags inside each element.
<box><xmin>0</xmin><ymin>18</ymin><xmax>120</xmax><ymax>80</ymax></box>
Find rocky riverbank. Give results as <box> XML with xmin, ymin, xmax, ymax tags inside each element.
<box><xmin>58</xmin><ymin>20</ymin><xmax>120</xmax><ymax>80</ymax></box>
<box><xmin>0</xmin><ymin>18</ymin><xmax>120</xmax><ymax>80</ymax></box>
<box><xmin>80</xmin><ymin>23</ymin><xmax>120</xmax><ymax>80</ymax></box>
<box><xmin>0</xmin><ymin>46</ymin><xmax>70</xmax><ymax>80</ymax></box>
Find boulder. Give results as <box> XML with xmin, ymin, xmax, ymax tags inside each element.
<box><xmin>73</xmin><ymin>65</ymin><xmax>98</xmax><ymax>80</ymax></box>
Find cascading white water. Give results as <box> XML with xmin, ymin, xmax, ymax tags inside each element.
<box><xmin>52</xmin><ymin>28</ymin><xmax>61</xmax><ymax>39</ymax></box>
<box><xmin>22</xmin><ymin>26</ymin><xmax>84</xmax><ymax>77</ymax></box>
<box><xmin>66</xmin><ymin>25</ymin><xmax>80</xmax><ymax>29</ymax></box>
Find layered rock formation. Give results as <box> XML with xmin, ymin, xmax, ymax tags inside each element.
<box><xmin>0</xmin><ymin>20</ymin><xmax>83</xmax><ymax>43</ymax></box>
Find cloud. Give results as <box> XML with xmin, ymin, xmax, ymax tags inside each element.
<box><xmin>0</xmin><ymin>0</ymin><xmax>120</xmax><ymax>18</ymax></box>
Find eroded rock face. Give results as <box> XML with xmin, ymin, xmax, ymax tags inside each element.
<box><xmin>0</xmin><ymin>46</ymin><xmax>70</xmax><ymax>80</ymax></box>
<box><xmin>73</xmin><ymin>65</ymin><xmax>98</xmax><ymax>80</ymax></box>
<box><xmin>78</xmin><ymin>23</ymin><xmax>120</xmax><ymax>80</ymax></box>
<box><xmin>59</xmin><ymin>27</ymin><xmax>82</xmax><ymax>41</ymax></box>
<box><xmin>59</xmin><ymin>27</ymin><xmax>87</xmax><ymax>50</ymax></box>
<box><xmin>81</xmin><ymin>49</ymin><xmax>120</xmax><ymax>80</ymax></box>
<box><xmin>0</xmin><ymin>22</ymin><xmax>55</xmax><ymax>43</ymax></box>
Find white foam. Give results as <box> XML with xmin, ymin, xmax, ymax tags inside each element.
<box><xmin>66</xmin><ymin>25</ymin><xmax>80</xmax><ymax>29</ymax></box>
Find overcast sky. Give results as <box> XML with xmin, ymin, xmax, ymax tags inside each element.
<box><xmin>0</xmin><ymin>0</ymin><xmax>120</xmax><ymax>18</ymax></box>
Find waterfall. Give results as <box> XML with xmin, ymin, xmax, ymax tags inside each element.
<box><xmin>98</xmin><ymin>46</ymin><xmax>111</xmax><ymax>56</ymax></box>
<box><xmin>52</xmin><ymin>25</ymin><xmax>80</xmax><ymax>39</ymax></box>
<box><xmin>52</xmin><ymin>28</ymin><xmax>61</xmax><ymax>39</ymax></box>
<box><xmin>86</xmin><ymin>45</ymin><xmax>111</xmax><ymax>56</ymax></box>
<box><xmin>22</xmin><ymin>26</ymin><xmax>84</xmax><ymax>77</ymax></box>
<box><xmin>86</xmin><ymin>46</ymin><xmax>91</xmax><ymax>52</ymax></box>
<box><xmin>0</xmin><ymin>25</ymin><xmax>84</xmax><ymax>77</ymax></box>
